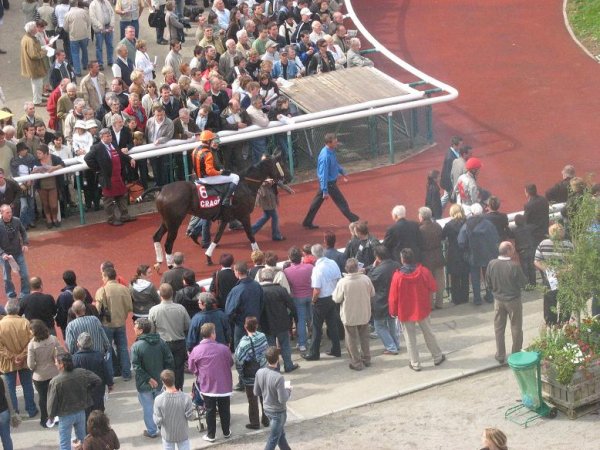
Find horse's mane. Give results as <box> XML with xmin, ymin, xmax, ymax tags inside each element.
<box><xmin>238</xmin><ymin>156</ymin><xmax>272</xmax><ymax>178</ymax></box>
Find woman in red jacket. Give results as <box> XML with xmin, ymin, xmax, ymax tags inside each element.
<box><xmin>389</xmin><ymin>248</ymin><xmax>446</xmax><ymax>371</ymax></box>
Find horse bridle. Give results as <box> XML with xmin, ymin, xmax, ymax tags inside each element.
<box><xmin>244</xmin><ymin>162</ymin><xmax>285</xmax><ymax>184</ymax></box>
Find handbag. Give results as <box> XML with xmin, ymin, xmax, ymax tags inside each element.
<box><xmin>148</xmin><ymin>10</ymin><xmax>166</xmax><ymax>29</ymax></box>
<box><xmin>242</xmin><ymin>337</ymin><xmax>261</xmax><ymax>378</ymax></box>
<box><xmin>98</xmin><ymin>288</ymin><xmax>112</xmax><ymax>323</ymax></box>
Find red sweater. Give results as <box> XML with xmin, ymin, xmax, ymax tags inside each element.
<box><xmin>388</xmin><ymin>264</ymin><xmax>436</xmax><ymax>322</ymax></box>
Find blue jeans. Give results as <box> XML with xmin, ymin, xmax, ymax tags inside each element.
<box><xmin>2</xmin><ymin>253</ymin><xmax>31</xmax><ymax>299</ymax></box>
<box><xmin>138</xmin><ymin>389</ymin><xmax>160</xmax><ymax>436</ymax></box>
<box><xmin>266</xmin><ymin>331</ymin><xmax>294</xmax><ymax>371</ymax></box>
<box><xmin>293</xmin><ymin>297</ymin><xmax>311</xmax><ymax>347</ymax></box>
<box><xmin>69</xmin><ymin>38</ymin><xmax>89</xmax><ymax>75</ymax></box>
<box><xmin>251</xmin><ymin>209</ymin><xmax>282</xmax><ymax>240</ymax></box>
<box><xmin>58</xmin><ymin>410</ymin><xmax>86</xmax><ymax>450</ymax></box>
<box><xmin>162</xmin><ymin>438</ymin><xmax>190</xmax><ymax>450</ymax></box>
<box><xmin>0</xmin><ymin>409</ymin><xmax>13</xmax><ymax>450</ymax></box>
<box><xmin>94</xmin><ymin>31</ymin><xmax>114</xmax><ymax>66</ymax></box>
<box><xmin>187</xmin><ymin>216</ymin><xmax>211</xmax><ymax>245</ymax></box>
<box><xmin>175</xmin><ymin>0</ymin><xmax>184</xmax><ymax>19</ymax></box>
<box><xmin>19</xmin><ymin>195</ymin><xmax>34</xmax><ymax>227</ymax></box>
<box><xmin>4</xmin><ymin>370</ymin><xmax>36</xmax><ymax>417</ymax></box>
<box><xmin>264</xmin><ymin>410</ymin><xmax>291</xmax><ymax>450</ymax></box>
<box><xmin>102</xmin><ymin>326</ymin><xmax>131</xmax><ymax>378</ymax></box>
<box><xmin>374</xmin><ymin>316</ymin><xmax>400</xmax><ymax>352</ymax></box>
<box><xmin>250</xmin><ymin>138</ymin><xmax>267</xmax><ymax>163</ymax></box>
<box><xmin>120</xmin><ymin>19</ymin><xmax>140</xmax><ymax>39</ymax></box>
<box><xmin>470</xmin><ymin>265</ymin><xmax>492</xmax><ymax>304</ymax></box>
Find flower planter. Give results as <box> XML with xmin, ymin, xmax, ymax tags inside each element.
<box><xmin>541</xmin><ymin>360</ymin><xmax>600</xmax><ymax>419</ymax></box>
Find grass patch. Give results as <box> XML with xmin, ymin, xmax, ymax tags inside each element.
<box><xmin>567</xmin><ymin>0</ymin><xmax>600</xmax><ymax>56</ymax></box>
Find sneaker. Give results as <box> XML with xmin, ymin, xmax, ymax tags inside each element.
<box><xmin>202</xmin><ymin>434</ymin><xmax>216</xmax><ymax>442</ymax></box>
<box><xmin>297</xmin><ymin>345</ymin><xmax>307</xmax><ymax>353</ymax></box>
<box><xmin>143</xmin><ymin>430</ymin><xmax>159</xmax><ymax>438</ymax></box>
<box><xmin>223</xmin><ymin>431</ymin><xmax>232</xmax><ymax>439</ymax></box>
<box><xmin>46</xmin><ymin>418</ymin><xmax>55</xmax><ymax>428</ymax></box>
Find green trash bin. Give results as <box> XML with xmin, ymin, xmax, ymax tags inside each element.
<box><xmin>505</xmin><ymin>351</ymin><xmax>556</xmax><ymax>427</ymax></box>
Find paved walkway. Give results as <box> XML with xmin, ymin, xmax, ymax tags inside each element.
<box><xmin>12</xmin><ymin>289</ymin><xmax>548</xmax><ymax>449</ymax></box>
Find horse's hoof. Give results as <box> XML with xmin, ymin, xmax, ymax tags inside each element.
<box><xmin>153</xmin><ymin>263</ymin><xmax>162</xmax><ymax>273</ymax></box>
<box><xmin>206</xmin><ymin>257</ymin><xmax>214</xmax><ymax>266</ymax></box>
<box><xmin>167</xmin><ymin>265</ymin><xmax>174</xmax><ymax>270</ymax></box>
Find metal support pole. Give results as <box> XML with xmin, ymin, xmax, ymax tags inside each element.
<box><xmin>387</xmin><ymin>112</ymin><xmax>394</xmax><ymax>164</ymax></box>
<box><xmin>426</xmin><ymin>104</ymin><xmax>434</xmax><ymax>143</ymax></box>
<box><xmin>75</xmin><ymin>172</ymin><xmax>85</xmax><ymax>225</ymax></box>
<box><xmin>411</xmin><ymin>109</ymin><xmax>419</xmax><ymax>144</ymax></box>
<box><xmin>182</xmin><ymin>151</ymin><xmax>189</xmax><ymax>181</ymax></box>
<box><xmin>368</xmin><ymin>114</ymin><xmax>377</xmax><ymax>156</ymax></box>
<box><xmin>286</xmin><ymin>131</ymin><xmax>294</xmax><ymax>179</ymax></box>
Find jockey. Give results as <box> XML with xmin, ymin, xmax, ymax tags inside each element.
<box><xmin>191</xmin><ymin>130</ymin><xmax>239</xmax><ymax>206</ymax></box>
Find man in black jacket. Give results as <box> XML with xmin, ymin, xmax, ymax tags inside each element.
<box><xmin>84</xmin><ymin>128</ymin><xmax>136</xmax><ymax>226</ymax></box>
<box><xmin>209</xmin><ymin>253</ymin><xmax>238</xmax><ymax>310</ymax></box>
<box><xmin>524</xmin><ymin>183</ymin><xmax>549</xmax><ymax>247</ymax></box>
<box><xmin>49</xmin><ymin>50</ymin><xmax>77</xmax><ymax>89</ymax></box>
<box><xmin>0</xmin><ymin>169</ymin><xmax>21</xmax><ymax>216</ymax></box>
<box><xmin>368</xmin><ymin>245</ymin><xmax>401</xmax><ymax>354</ymax></box>
<box><xmin>48</xmin><ymin>353</ymin><xmax>102</xmax><ymax>449</ymax></box>
<box><xmin>19</xmin><ymin>276</ymin><xmax>57</xmax><ymax>332</ymax></box>
<box><xmin>439</xmin><ymin>136</ymin><xmax>462</xmax><ymax>206</ymax></box>
<box><xmin>383</xmin><ymin>205</ymin><xmax>423</xmax><ymax>262</ymax></box>
<box><xmin>545</xmin><ymin>164</ymin><xmax>574</xmax><ymax>204</ymax></box>
<box><xmin>72</xmin><ymin>332</ymin><xmax>113</xmax><ymax>418</ymax></box>
<box><xmin>258</xmin><ymin>268</ymin><xmax>299</xmax><ymax>373</ymax></box>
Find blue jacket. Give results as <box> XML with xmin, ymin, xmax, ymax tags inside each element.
<box><xmin>187</xmin><ymin>308</ymin><xmax>231</xmax><ymax>351</ymax></box>
<box><xmin>225</xmin><ymin>277</ymin><xmax>264</xmax><ymax>327</ymax></box>
<box><xmin>271</xmin><ymin>59</ymin><xmax>300</xmax><ymax>80</ymax></box>
<box><xmin>317</xmin><ymin>146</ymin><xmax>344</xmax><ymax>194</ymax></box>
<box><xmin>458</xmin><ymin>216</ymin><xmax>500</xmax><ymax>267</ymax></box>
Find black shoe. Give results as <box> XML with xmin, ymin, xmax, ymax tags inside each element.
<box><xmin>157</xmin><ymin>39</ymin><xmax>169</xmax><ymax>45</ymax></box>
<box><xmin>326</xmin><ymin>351</ymin><xmax>341</xmax><ymax>357</ymax></box>
<box><xmin>262</xmin><ymin>417</ymin><xmax>270</xmax><ymax>427</ymax></box>
<box><xmin>303</xmin><ymin>223</ymin><xmax>319</xmax><ymax>230</ymax></box>
<box><xmin>28</xmin><ymin>223</ymin><xmax>36</xmax><ymax>229</ymax></box>
<box><xmin>272</xmin><ymin>236</ymin><xmax>286</xmax><ymax>241</ymax></box>
<box><xmin>301</xmin><ymin>353</ymin><xmax>319</xmax><ymax>361</ymax></box>
<box><xmin>245</xmin><ymin>424</ymin><xmax>260</xmax><ymax>430</ymax></box>
<box><xmin>0</xmin><ymin>49</ymin><xmax>6</xmax><ymax>55</ymax></box>
<box><xmin>98</xmin><ymin>65</ymin><xmax>104</xmax><ymax>71</ymax></box>
<box><xmin>285</xmin><ymin>363</ymin><xmax>300</xmax><ymax>373</ymax></box>
<box><xmin>189</xmin><ymin>234</ymin><xmax>200</xmax><ymax>245</ymax></box>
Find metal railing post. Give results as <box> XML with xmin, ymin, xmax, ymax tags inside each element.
<box><xmin>387</xmin><ymin>112</ymin><xmax>394</xmax><ymax>163</ymax></box>
<box><xmin>75</xmin><ymin>172</ymin><xmax>85</xmax><ymax>225</ymax></box>
<box><xmin>286</xmin><ymin>131</ymin><xmax>294</xmax><ymax>179</ymax></box>
<box><xmin>426</xmin><ymin>104</ymin><xmax>434</xmax><ymax>144</ymax></box>
<box><xmin>182</xmin><ymin>151</ymin><xmax>189</xmax><ymax>181</ymax></box>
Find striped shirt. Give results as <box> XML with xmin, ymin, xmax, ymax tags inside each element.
<box><xmin>153</xmin><ymin>390</ymin><xmax>194</xmax><ymax>443</ymax></box>
<box><xmin>535</xmin><ymin>238</ymin><xmax>573</xmax><ymax>290</ymax></box>
<box><xmin>234</xmin><ymin>332</ymin><xmax>268</xmax><ymax>385</ymax></box>
<box><xmin>65</xmin><ymin>315</ymin><xmax>110</xmax><ymax>354</ymax></box>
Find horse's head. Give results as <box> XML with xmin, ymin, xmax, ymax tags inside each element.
<box><xmin>257</xmin><ymin>152</ymin><xmax>291</xmax><ymax>184</ymax></box>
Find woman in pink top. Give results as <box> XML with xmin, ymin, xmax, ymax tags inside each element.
<box><xmin>283</xmin><ymin>247</ymin><xmax>314</xmax><ymax>353</ymax></box>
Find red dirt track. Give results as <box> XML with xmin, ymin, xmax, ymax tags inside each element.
<box><xmin>21</xmin><ymin>0</ymin><xmax>600</xmax><ymax>315</ymax></box>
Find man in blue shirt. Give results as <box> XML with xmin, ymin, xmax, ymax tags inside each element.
<box><xmin>302</xmin><ymin>133</ymin><xmax>359</xmax><ymax>229</ymax></box>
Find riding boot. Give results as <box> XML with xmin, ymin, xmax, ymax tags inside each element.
<box><xmin>221</xmin><ymin>183</ymin><xmax>238</xmax><ymax>207</ymax></box>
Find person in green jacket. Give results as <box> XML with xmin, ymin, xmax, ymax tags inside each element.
<box><xmin>130</xmin><ymin>317</ymin><xmax>173</xmax><ymax>439</ymax></box>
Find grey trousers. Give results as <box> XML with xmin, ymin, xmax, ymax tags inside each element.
<box><xmin>401</xmin><ymin>317</ymin><xmax>443</xmax><ymax>369</ymax></box>
<box><xmin>494</xmin><ymin>299</ymin><xmax>523</xmax><ymax>362</ymax></box>
<box><xmin>104</xmin><ymin>194</ymin><xmax>130</xmax><ymax>223</ymax></box>
<box><xmin>344</xmin><ymin>324</ymin><xmax>371</xmax><ymax>369</ymax></box>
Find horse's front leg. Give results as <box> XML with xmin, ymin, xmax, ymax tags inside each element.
<box><xmin>153</xmin><ymin>224</ymin><xmax>167</xmax><ymax>272</ymax></box>
<box><xmin>205</xmin><ymin>220</ymin><xmax>228</xmax><ymax>265</ymax></box>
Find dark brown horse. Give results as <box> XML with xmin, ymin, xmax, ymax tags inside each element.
<box><xmin>150</xmin><ymin>155</ymin><xmax>288</xmax><ymax>269</ymax></box>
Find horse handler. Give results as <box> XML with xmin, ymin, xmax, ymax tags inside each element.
<box><xmin>302</xmin><ymin>133</ymin><xmax>359</xmax><ymax>230</ymax></box>
<box><xmin>84</xmin><ymin>128</ymin><xmax>137</xmax><ymax>226</ymax></box>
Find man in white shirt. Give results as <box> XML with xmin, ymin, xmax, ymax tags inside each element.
<box><xmin>213</xmin><ymin>0</ymin><xmax>230</xmax><ymax>31</ymax></box>
<box><xmin>89</xmin><ymin>0</ymin><xmax>116</xmax><ymax>69</ymax></box>
<box><xmin>302</xmin><ymin>244</ymin><xmax>342</xmax><ymax>361</ymax></box>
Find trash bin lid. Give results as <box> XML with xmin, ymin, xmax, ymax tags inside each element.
<box><xmin>508</xmin><ymin>351</ymin><xmax>539</xmax><ymax>369</ymax></box>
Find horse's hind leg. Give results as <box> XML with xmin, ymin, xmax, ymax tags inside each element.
<box><xmin>205</xmin><ymin>220</ymin><xmax>228</xmax><ymax>265</ymax></box>
<box><xmin>153</xmin><ymin>224</ymin><xmax>167</xmax><ymax>271</ymax></box>
<box><xmin>164</xmin><ymin>219</ymin><xmax>182</xmax><ymax>268</ymax></box>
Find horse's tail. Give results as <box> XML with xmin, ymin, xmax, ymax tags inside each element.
<box><xmin>137</xmin><ymin>186</ymin><xmax>162</xmax><ymax>203</ymax></box>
